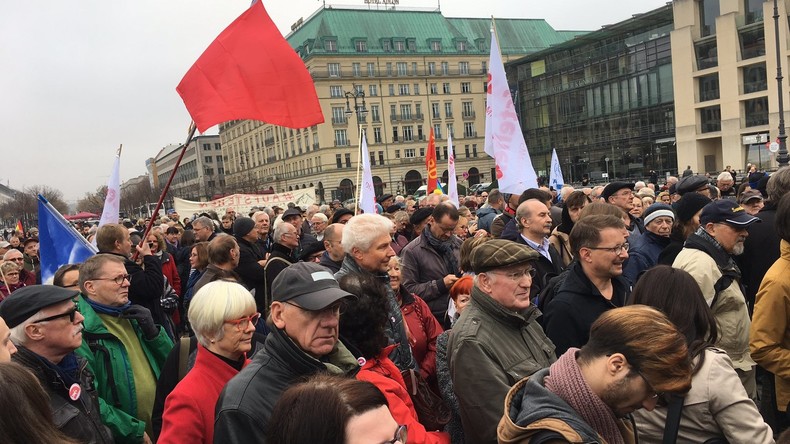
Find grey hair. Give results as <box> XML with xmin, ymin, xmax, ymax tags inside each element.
<box><xmin>343</xmin><ymin>214</ymin><xmax>393</xmax><ymax>254</ymax></box>
<box><xmin>192</xmin><ymin>216</ymin><xmax>214</xmax><ymax>231</ymax></box>
<box><xmin>717</xmin><ymin>172</ymin><xmax>733</xmax><ymax>182</ymax></box>
<box><xmin>311</xmin><ymin>213</ymin><xmax>328</xmax><ymax>223</ymax></box>
<box><xmin>767</xmin><ymin>167</ymin><xmax>790</xmax><ymax>203</ymax></box>
<box><xmin>2</xmin><ymin>250</ymin><xmax>21</xmax><ymax>260</ymax></box>
<box><xmin>273</xmin><ymin>222</ymin><xmax>295</xmax><ymax>243</ymax></box>
<box><xmin>9</xmin><ymin>310</ymin><xmax>43</xmax><ymax>345</ymax></box>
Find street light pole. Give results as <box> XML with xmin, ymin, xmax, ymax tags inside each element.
<box><xmin>774</xmin><ymin>0</ymin><xmax>789</xmax><ymax>166</ymax></box>
<box><xmin>344</xmin><ymin>85</ymin><xmax>368</xmax><ymax>205</ymax></box>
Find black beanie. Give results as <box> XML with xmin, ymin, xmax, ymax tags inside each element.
<box><xmin>232</xmin><ymin>217</ymin><xmax>256</xmax><ymax>237</ymax></box>
<box><xmin>672</xmin><ymin>193</ymin><xmax>711</xmax><ymax>223</ymax></box>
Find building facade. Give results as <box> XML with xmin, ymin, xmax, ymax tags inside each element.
<box><xmin>219</xmin><ymin>6</ymin><xmax>585</xmax><ymax>202</ymax></box>
<box><xmin>672</xmin><ymin>0</ymin><xmax>788</xmax><ymax>173</ymax></box>
<box><xmin>148</xmin><ymin>135</ymin><xmax>225</xmax><ymax>203</ymax></box>
<box><xmin>508</xmin><ymin>5</ymin><xmax>676</xmax><ymax>183</ymax></box>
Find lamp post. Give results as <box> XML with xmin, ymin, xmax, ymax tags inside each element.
<box><xmin>344</xmin><ymin>85</ymin><xmax>368</xmax><ymax>207</ymax></box>
<box><xmin>774</xmin><ymin>0</ymin><xmax>789</xmax><ymax>166</ymax></box>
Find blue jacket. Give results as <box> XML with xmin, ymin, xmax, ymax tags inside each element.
<box><xmin>476</xmin><ymin>206</ymin><xmax>501</xmax><ymax>234</ymax></box>
<box><xmin>623</xmin><ymin>231</ymin><xmax>671</xmax><ymax>286</ymax></box>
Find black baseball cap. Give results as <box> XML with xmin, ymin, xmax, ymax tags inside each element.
<box><xmin>271</xmin><ymin>262</ymin><xmax>355</xmax><ymax>310</ymax></box>
<box><xmin>699</xmin><ymin>200</ymin><xmax>761</xmax><ymax>227</ymax></box>
<box><xmin>0</xmin><ymin>285</ymin><xmax>79</xmax><ymax>328</ymax></box>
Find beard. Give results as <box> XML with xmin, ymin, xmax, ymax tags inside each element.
<box><xmin>732</xmin><ymin>241</ymin><xmax>745</xmax><ymax>256</ymax></box>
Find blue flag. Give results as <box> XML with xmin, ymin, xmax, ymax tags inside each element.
<box><xmin>549</xmin><ymin>148</ymin><xmax>564</xmax><ymax>197</ymax></box>
<box><xmin>38</xmin><ymin>195</ymin><xmax>97</xmax><ymax>284</ymax></box>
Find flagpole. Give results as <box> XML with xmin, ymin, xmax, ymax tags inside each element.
<box><xmin>354</xmin><ymin>123</ymin><xmax>363</xmax><ymax>214</ymax></box>
<box><xmin>132</xmin><ymin>122</ymin><xmax>197</xmax><ymax>261</ymax></box>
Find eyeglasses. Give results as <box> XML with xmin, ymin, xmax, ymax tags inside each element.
<box><xmin>384</xmin><ymin>425</ymin><xmax>408</xmax><ymax>444</ymax></box>
<box><xmin>91</xmin><ymin>274</ymin><xmax>131</xmax><ymax>286</ymax></box>
<box><xmin>8</xmin><ymin>258</ymin><xmax>23</xmax><ymax>262</ymax></box>
<box><xmin>226</xmin><ymin>313</ymin><xmax>261</xmax><ymax>330</ymax></box>
<box><xmin>637</xmin><ymin>369</ymin><xmax>663</xmax><ymax>400</ymax></box>
<box><xmin>33</xmin><ymin>304</ymin><xmax>80</xmax><ymax>324</ymax></box>
<box><xmin>5</xmin><ymin>272</ymin><xmax>20</xmax><ymax>277</ymax></box>
<box><xmin>489</xmin><ymin>266</ymin><xmax>536</xmax><ymax>281</ymax></box>
<box><xmin>586</xmin><ymin>242</ymin><xmax>629</xmax><ymax>255</ymax></box>
<box><xmin>284</xmin><ymin>301</ymin><xmax>344</xmax><ymax>317</ymax></box>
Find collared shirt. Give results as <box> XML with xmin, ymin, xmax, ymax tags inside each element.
<box><xmin>521</xmin><ymin>234</ymin><xmax>553</xmax><ymax>263</ymax></box>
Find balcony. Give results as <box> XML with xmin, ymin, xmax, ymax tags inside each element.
<box><xmin>390</xmin><ymin>113</ymin><xmax>424</xmax><ymax>123</ymax></box>
<box><xmin>462</xmin><ymin>111</ymin><xmax>476</xmax><ymax>120</ymax></box>
<box><xmin>463</xmin><ymin>130</ymin><xmax>478</xmax><ymax>138</ymax></box>
<box><xmin>331</xmin><ymin>116</ymin><xmax>348</xmax><ymax>125</ymax></box>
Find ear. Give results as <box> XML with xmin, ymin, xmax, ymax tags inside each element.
<box><xmin>606</xmin><ymin>353</ymin><xmax>628</xmax><ymax>376</ymax></box>
<box><xmin>476</xmin><ymin>273</ymin><xmax>494</xmax><ymax>294</ymax></box>
<box><xmin>578</xmin><ymin>247</ymin><xmax>593</xmax><ymax>264</ymax></box>
<box><xmin>270</xmin><ymin>302</ymin><xmax>287</xmax><ymax>329</ymax></box>
<box><xmin>83</xmin><ymin>280</ymin><xmax>97</xmax><ymax>297</ymax></box>
<box><xmin>24</xmin><ymin>323</ymin><xmax>45</xmax><ymax>342</ymax></box>
<box><xmin>351</xmin><ymin>246</ymin><xmax>364</xmax><ymax>262</ymax></box>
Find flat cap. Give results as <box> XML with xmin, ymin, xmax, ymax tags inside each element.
<box><xmin>377</xmin><ymin>194</ymin><xmax>394</xmax><ymax>205</ymax></box>
<box><xmin>601</xmin><ymin>182</ymin><xmax>635</xmax><ymax>202</ymax></box>
<box><xmin>282</xmin><ymin>207</ymin><xmax>302</xmax><ymax>219</ymax></box>
<box><xmin>409</xmin><ymin>207</ymin><xmax>433</xmax><ymax>226</ymax></box>
<box><xmin>676</xmin><ymin>175</ymin><xmax>709</xmax><ymax>195</ymax></box>
<box><xmin>0</xmin><ymin>285</ymin><xmax>79</xmax><ymax>328</ymax></box>
<box><xmin>470</xmin><ymin>239</ymin><xmax>538</xmax><ymax>274</ymax></box>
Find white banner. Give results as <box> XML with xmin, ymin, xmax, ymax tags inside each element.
<box><xmin>99</xmin><ymin>148</ymin><xmax>121</xmax><ymax>228</ymax></box>
<box><xmin>549</xmin><ymin>148</ymin><xmax>564</xmax><ymax>193</ymax></box>
<box><xmin>447</xmin><ymin>131</ymin><xmax>459</xmax><ymax>207</ymax></box>
<box><xmin>360</xmin><ymin>131</ymin><xmax>377</xmax><ymax>214</ymax></box>
<box><xmin>174</xmin><ymin>190</ymin><xmax>316</xmax><ymax>216</ymax></box>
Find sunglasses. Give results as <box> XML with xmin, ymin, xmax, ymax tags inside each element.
<box><xmin>33</xmin><ymin>304</ymin><xmax>80</xmax><ymax>324</ymax></box>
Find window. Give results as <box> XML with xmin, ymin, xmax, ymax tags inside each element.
<box><xmin>744</xmin><ymin>97</ymin><xmax>769</xmax><ymax>127</ymax></box>
<box><xmin>744</xmin><ymin>64</ymin><xmax>768</xmax><ymax>93</ymax></box>
<box><xmin>370</xmin><ymin>152</ymin><xmax>376</xmax><ymax>166</ymax></box>
<box><xmin>441</xmin><ymin>62</ymin><xmax>449</xmax><ymax>75</ymax></box>
<box><xmin>395</xmin><ymin>149</ymin><xmax>401</xmax><ymax>158</ymax></box>
<box><xmin>399</xmin><ymin>84</ymin><xmax>410</xmax><ymax>95</ymax></box>
<box><xmin>461</xmin><ymin>82</ymin><xmax>471</xmax><ymax>93</ymax></box>
<box><xmin>447</xmin><ymin>123</ymin><xmax>454</xmax><ymax>138</ymax></box>
<box><xmin>392</xmin><ymin>126</ymin><xmax>399</xmax><ymax>142</ymax></box>
<box><xmin>412</xmin><ymin>62</ymin><xmax>418</xmax><ymax>75</ymax></box>
<box><xmin>336</xmin><ymin>154</ymin><xmax>342</xmax><ymax>168</ymax></box>
<box><xmin>465</xmin><ymin>145</ymin><xmax>470</xmax><ymax>158</ymax></box>
<box><xmin>430</xmin><ymin>83</ymin><xmax>438</xmax><ymax>94</ymax></box>
<box><xmin>388</xmin><ymin>84</ymin><xmax>395</xmax><ymax>95</ymax></box>
<box><xmin>408</xmin><ymin>40</ymin><xmax>416</xmax><ymax>51</ymax></box>
<box><xmin>216</xmin><ymin>155</ymin><xmax>223</xmax><ymax>162</ymax></box>
<box><xmin>433</xmin><ymin>124</ymin><xmax>442</xmax><ymax>139</ymax></box>
<box><xmin>330</xmin><ymin>85</ymin><xmax>343</xmax><ymax>98</ymax></box>
<box><xmin>335</xmin><ymin>129</ymin><xmax>348</xmax><ymax>146</ymax></box>
<box><xmin>394</xmin><ymin>41</ymin><xmax>405</xmax><ymax>52</ymax></box>
<box><xmin>345</xmin><ymin>153</ymin><xmax>351</xmax><ymax>168</ymax></box>
<box><xmin>462</xmin><ymin>101</ymin><xmax>474</xmax><ymax>118</ymax></box>
<box><xmin>740</xmin><ymin>27</ymin><xmax>766</xmax><ymax>59</ymax></box>
<box><xmin>431</xmin><ymin>41</ymin><xmax>441</xmax><ymax>52</ymax></box>
<box><xmin>444</xmin><ymin>102</ymin><xmax>453</xmax><ymax>118</ymax></box>
<box><xmin>414</xmin><ymin>83</ymin><xmax>420</xmax><ymax>95</ymax></box>
<box><xmin>459</xmin><ymin>62</ymin><xmax>469</xmax><ymax>75</ymax></box>
<box><xmin>328</xmin><ymin>63</ymin><xmax>341</xmax><ymax>77</ymax></box>
<box><xmin>400</xmin><ymin>104</ymin><xmax>412</xmax><ymax>119</ymax></box>
<box><xmin>371</xmin><ymin>105</ymin><xmax>381</xmax><ymax>122</ymax></box>
<box><xmin>456</xmin><ymin>41</ymin><xmax>467</xmax><ymax>52</ymax></box>
<box><xmin>367</xmin><ymin>62</ymin><xmax>376</xmax><ymax>76</ymax></box>
<box><xmin>482</xmin><ymin>61</ymin><xmax>487</xmax><ymax>73</ymax></box>
<box><xmin>432</xmin><ymin>102</ymin><xmax>440</xmax><ymax>119</ymax></box>
<box><xmin>355</xmin><ymin>40</ymin><xmax>368</xmax><ymax>52</ymax></box>
<box><xmin>369</xmin><ymin>84</ymin><xmax>378</xmax><ymax>96</ymax></box>
<box><xmin>379</xmin><ymin>151</ymin><xmax>385</xmax><ymax>164</ymax></box>
<box><xmin>746</xmin><ymin>0</ymin><xmax>764</xmax><ymax>24</ymax></box>
<box><xmin>443</xmin><ymin>83</ymin><xmax>451</xmax><ymax>94</ymax></box>
<box><xmin>699</xmin><ymin>0</ymin><xmax>719</xmax><ymax>37</ymax></box>
<box><xmin>472</xmin><ymin>144</ymin><xmax>478</xmax><ymax>156</ymax></box>
<box><xmin>420</xmin><ymin>148</ymin><xmax>425</xmax><ymax>157</ymax></box>
<box><xmin>464</xmin><ymin>122</ymin><xmax>476</xmax><ymax>138</ymax></box>
<box><xmin>374</xmin><ymin>127</ymin><xmax>382</xmax><ymax>143</ymax></box>
<box><xmin>417</xmin><ymin>125</ymin><xmax>424</xmax><ymax>140</ymax></box>
<box><xmin>205</xmin><ymin>156</ymin><xmax>213</xmax><ymax>163</ymax></box>
<box><xmin>405</xmin><ymin>148</ymin><xmax>416</xmax><ymax>158</ymax></box>
<box><xmin>332</xmin><ymin>107</ymin><xmax>347</xmax><ymax>124</ymax></box>
<box><xmin>215</xmin><ymin>143</ymin><xmax>221</xmax><ymax>150</ymax></box>
<box><xmin>695</xmin><ymin>40</ymin><xmax>718</xmax><ymax>70</ymax></box>
<box><xmin>428</xmin><ymin>62</ymin><xmax>436</xmax><ymax>75</ymax></box>
<box><xmin>403</xmin><ymin>126</ymin><xmax>414</xmax><ymax>141</ymax></box>
<box><xmin>397</xmin><ymin>62</ymin><xmax>407</xmax><ymax>76</ymax></box>
<box><xmin>700</xmin><ymin>105</ymin><xmax>721</xmax><ymax>133</ymax></box>
<box><xmin>386</xmin><ymin>63</ymin><xmax>393</xmax><ymax>76</ymax></box>
<box><xmin>325</xmin><ymin>39</ymin><xmax>337</xmax><ymax>52</ymax></box>
<box><xmin>698</xmin><ymin>73</ymin><xmax>719</xmax><ymax>101</ymax></box>
<box><xmin>382</xmin><ymin>40</ymin><xmax>391</xmax><ymax>52</ymax></box>
<box><xmin>202</xmin><ymin>143</ymin><xmax>210</xmax><ymax>151</ymax></box>
<box><xmin>352</xmin><ymin>63</ymin><xmax>361</xmax><ymax>77</ymax></box>
<box><xmin>415</xmin><ymin>103</ymin><xmax>422</xmax><ymax>119</ymax></box>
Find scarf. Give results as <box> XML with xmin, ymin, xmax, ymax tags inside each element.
<box><xmin>84</xmin><ymin>297</ymin><xmax>132</xmax><ymax>316</ymax></box>
<box><xmin>684</xmin><ymin>227</ymin><xmax>742</xmax><ymax>277</ymax></box>
<box><xmin>544</xmin><ymin>348</ymin><xmax>625</xmax><ymax>444</ymax></box>
<box><xmin>423</xmin><ymin>226</ymin><xmax>459</xmax><ymax>276</ymax></box>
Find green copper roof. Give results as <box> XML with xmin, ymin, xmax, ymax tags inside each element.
<box><xmin>285</xmin><ymin>7</ymin><xmax>586</xmax><ymax>57</ymax></box>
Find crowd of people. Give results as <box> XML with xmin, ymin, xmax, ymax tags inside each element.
<box><xmin>0</xmin><ymin>166</ymin><xmax>789</xmax><ymax>443</ymax></box>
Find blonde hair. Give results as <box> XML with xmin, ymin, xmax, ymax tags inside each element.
<box><xmin>188</xmin><ymin>281</ymin><xmax>256</xmax><ymax>347</ymax></box>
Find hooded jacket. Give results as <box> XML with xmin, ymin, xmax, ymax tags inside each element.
<box><xmin>476</xmin><ymin>206</ymin><xmax>501</xmax><ymax>234</ymax></box>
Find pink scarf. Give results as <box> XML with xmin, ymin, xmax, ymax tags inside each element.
<box><xmin>544</xmin><ymin>348</ymin><xmax>624</xmax><ymax>444</ymax></box>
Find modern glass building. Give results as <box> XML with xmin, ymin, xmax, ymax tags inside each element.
<box><xmin>507</xmin><ymin>5</ymin><xmax>676</xmax><ymax>182</ymax></box>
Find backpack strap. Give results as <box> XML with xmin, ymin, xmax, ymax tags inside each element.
<box><xmin>711</xmin><ymin>273</ymin><xmax>735</xmax><ymax>308</ymax></box>
<box><xmin>662</xmin><ymin>394</ymin><xmax>685</xmax><ymax>444</ymax></box>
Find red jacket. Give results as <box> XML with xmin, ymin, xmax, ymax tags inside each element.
<box><xmin>356</xmin><ymin>346</ymin><xmax>450</xmax><ymax>444</ymax></box>
<box><xmin>400</xmin><ymin>291</ymin><xmax>443</xmax><ymax>382</ymax></box>
<box><xmin>160</xmin><ymin>252</ymin><xmax>182</xmax><ymax>296</ymax></box>
<box><xmin>158</xmin><ymin>345</ymin><xmax>248</xmax><ymax>444</ymax></box>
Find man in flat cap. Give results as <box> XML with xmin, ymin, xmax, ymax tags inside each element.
<box><xmin>676</xmin><ymin>174</ymin><xmax>711</xmax><ymax>198</ymax></box>
<box><xmin>214</xmin><ymin>262</ymin><xmax>361</xmax><ymax>444</ymax></box>
<box><xmin>602</xmin><ymin>181</ymin><xmax>645</xmax><ymax>236</ymax></box>
<box><xmin>0</xmin><ymin>285</ymin><xmax>114</xmax><ymax>443</ymax></box>
<box><xmin>447</xmin><ymin>239</ymin><xmax>556</xmax><ymax>444</ymax></box>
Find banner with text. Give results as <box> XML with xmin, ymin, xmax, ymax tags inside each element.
<box><xmin>174</xmin><ymin>190</ymin><xmax>316</xmax><ymax>216</ymax></box>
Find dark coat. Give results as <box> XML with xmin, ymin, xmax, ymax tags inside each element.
<box><xmin>399</xmin><ymin>231</ymin><xmax>462</xmax><ymax>320</ymax></box>
<box><xmin>622</xmin><ymin>231</ymin><xmax>671</xmax><ymax>286</ymax></box>
<box><xmin>233</xmin><ymin>235</ymin><xmax>267</xmax><ymax>305</ymax></box>
<box><xmin>476</xmin><ymin>206</ymin><xmax>501</xmax><ymax>234</ymax></box>
<box><xmin>514</xmin><ymin>235</ymin><xmax>564</xmax><ymax>301</ymax></box>
<box><xmin>737</xmin><ymin>203</ymin><xmax>779</xmax><ymax>309</ymax></box>
<box><xmin>318</xmin><ymin>250</ymin><xmax>342</xmax><ymax>274</ymax></box>
<box><xmin>263</xmin><ymin>243</ymin><xmax>295</xmax><ymax>312</ymax></box>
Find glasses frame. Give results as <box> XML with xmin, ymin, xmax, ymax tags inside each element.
<box><xmin>33</xmin><ymin>304</ymin><xmax>80</xmax><ymax>324</ymax></box>
<box><xmin>488</xmin><ymin>266</ymin><xmax>536</xmax><ymax>281</ymax></box>
<box><xmin>226</xmin><ymin>312</ymin><xmax>262</xmax><ymax>331</ymax></box>
<box><xmin>91</xmin><ymin>274</ymin><xmax>131</xmax><ymax>286</ymax></box>
<box><xmin>586</xmin><ymin>242</ymin><xmax>629</xmax><ymax>255</ymax></box>
<box><xmin>384</xmin><ymin>425</ymin><xmax>408</xmax><ymax>444</ymax></box>
<box><xmin>636</xmin><ymin>369</ymin><xmax>663</xmax><ymax>400</ymax></box>
<box><xmin>284</xmin><ymin>301</ymin><xmax>344</xmax><ymax>317</ymax></box>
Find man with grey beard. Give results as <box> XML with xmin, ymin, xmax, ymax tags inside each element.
<box><xmin>673</xmin><ymin>199</ymin><xmax>761</xmax><ymax>399</ymax></box>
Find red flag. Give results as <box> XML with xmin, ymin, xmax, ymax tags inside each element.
<box><xmin>426</xmin><ymin>128</ymin><xmax>438</xmax><ymax>194</ymax></box>
<box><xmin>177</xmin><ymin>1</ymin><xmax>324</xmax><ymax>132</ymax></box>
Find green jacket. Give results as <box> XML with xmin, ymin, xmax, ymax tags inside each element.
<box><xmin>75</xmin><ymin>295</ymin><xmax>173</xmax><ymax>444</ymax></box>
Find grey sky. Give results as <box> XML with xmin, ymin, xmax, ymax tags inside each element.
<box><xmin>1</xmin><ymin>0</ymin><xmax>668</xmax><ymax>202</ymax></box>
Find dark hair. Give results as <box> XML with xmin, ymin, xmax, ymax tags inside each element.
<box><xmin>192</xmin><ymin>242</ymin><xmax>210</xmax><ymax>270</ymax></box>
<box><xmin>53</xmin><ymin>264</ymin><xmax>80</xmax><ymax>287</ymax></box>
<box><xmin>776</xmin><ymin>192</ymin><xmax>790</xmax><ymax>242</ymax></box>
<box><xmin>180</xmin><ymin>228</ymin><xmax>196</xmax><ymax>248</ymax></box>
<box><xmin>337</xmin><ymin>273</ymin><xmax>390</xmax><ymax>359</ymax></box>
<box><xmin>267</xmin><ymin>374</ymin><xmax>389</xmax><ymax>444</ymax></box>
<box><xmin>431</xmin><ymin>202</ymin><xmax>460</xmax><ymax>222</ymax></box>
<box><xmin>0</xmin><ymin>362</ymin><xmax>79</xmax><ymax>444</ymax></box>
<box><xmin>568</xmin><ymin>214</ymin><xmax>626</xmax><ymax>257</ymax></box>
<box><xmin>166</xmin><ymin>226</ymin><xmax>179</xmax><ymax>235</ymax></box>
<box><xmin>628</xmin><ymin>265</ymin><xmax>718</xmax><ymax>373</ymax></box>
<box><xmin>331</xmin><ymin>208</ymin><xmax>355</xmax><ymax>224</ymax></box>
<box><xmin>565</xmin><ymin>190</ymin><xmax>590</xmax><ymax>210</ymax></box>
<box><xmin>518</xmin><ymin>188</ymin><xmax>552</xmax><ymax>205</ymax></box>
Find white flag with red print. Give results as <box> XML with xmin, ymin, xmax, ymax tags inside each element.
<box><xmin>447</xmin><ymin>131</ymin><xmax>459</xmax><ymax>207</ymax></box>
<box><xmin>99</xmin><ymin>146</ymin><xmax>122</xmax><ymax>227</ymax></box>
<box><xmin>360</xmin><ymin>131</ymin><xmax>376</xmax><ymax>214</ymax></box>
<box><xmin>484</xmin><ymin>27</ymin><xmax>538</xmax><ymax>194</ymax></box>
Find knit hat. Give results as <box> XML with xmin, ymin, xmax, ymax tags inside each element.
<box><xmin>642</xmin><ymin>203</ymin><xmax>675</xmax><ymax>226</ymax></box>
<box><xmin>470</xmin><ymin>239</ymin><xmax>538</xmax><ymax>274</ymax></box>
<box><xmin>232</xmin><ymin>217</ymin><xmax>256</xmax><ymax>237</ymax></box>
<box><xmin>672</xmin><ymin>193</ymin><xmax>711</xmax><ymax>223</ymax></box>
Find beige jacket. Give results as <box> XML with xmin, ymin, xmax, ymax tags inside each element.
<box><xmin>633</xmin><ymin>348</ymin><xmax>773</xmax><ymax>444</ymax></box>
<box><xmin>548</xmin><ymin>228</ymin><xmax>573</xmax><ymax>267</ymax></box>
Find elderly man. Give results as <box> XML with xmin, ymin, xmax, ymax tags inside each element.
<box><xmin>319</xmin><ymin>223</ymin><xmax>345</xmax><ymax>274</ymax></box>
<box><xmin>75</xmin><ymin>254</ymin><xmax>173</xmax><ymax>443</ymax></box>
<box><xmin>22</xmin><ymin>238</ymin><xmax>40</xmax><ymax>283</ymax></box>
<box><xmin>233</xmin><ymin>217</ymin><xmax>267</xmax><ymax>304</ymax></box>
<box><xmin>514</xmin><ymin>199</ymin><xmax>564</xmax><ymax>300</ymax></box>
<box><xmin>448</xmin><ymin>239</ymin><xmax>557</xmax><ymax>444</ymax></box>
<box><xmin>543</xmin><ymin>215</ymin><xmax>631</xmax><ymax>356</ymax></box>
<box><xmin>400</xmin><ymin>203</ymin><xmax>462</xmax><ymax>322</ymax></box>
<box><xmin>676</xmin><ymin>174</ymin><xmax>711</xmax><ymax>198</ymax></box>
<box><xmin>252</xmin><ymin>210</ymin><xmax>272</xmax><ymax>253</ymax></box>
<box><xmin>3</xmin><ymin>248</ymin><xmax>35</xmax><ymax>286</ymax></box>
<box><xmin>310</xmin><ymin>212</ymin><xmax>328</xmax><ymax>241</ymax></box>
<box><xmin>335</xmin><ymin>213</ymin><xmax>415</xmax><ymax>372</ymax></box>
<box><xmin>0</xmin><ymin>286</ymin><xmax>113</xmax><ymax>443</ymax></box>
<box><xmin>193</xmin><ymin>235</ymin><xmax>241</xmax><ymax>296</ymax></box>
<box><xmin>716</xmin><ymin>171</ymin><xmax>736</xmax><ymax>198</ymax></box>
<box><xmin>263</xmin><ymin>222</ymin><xmax>298</xmax><ymax>310</ymax></box>
<box><xmin>623</xmin><ymin>203</ymin><xmax>675</xmax><ymax>285</ymax></box>
<box><xmin>499</xmin><ymin>306</ymin><xmax>692</xmax><ymax>443</ymax></box>
<box><xmin>281</xmin><ymin>207</ymin><xmax>317</xmax><ymax>260</ymax></box>
<box><xmin>214</xmin><ymin>262</ymin><xmax>360</xmax><ymax>444</ymax></box>
<box><xmin>190</xmin><ymin>216</ymin><xmax>216</xmax><ymax>243</ymax></box>
<box><xmin>96</xmin><ymin>223</ymin><xmax>169</xmax><ymax>337</ymax></box>
<box><xmin>602</xmin><ymin>182</ymin><xmax>645</xmax><ymax>236</ymax></box>
<box><xmin>0</xmin><ymin>315</ymin><xmax>16</xmax><ymax>361</ymax></box>
<box><xmin>673</xmin><ymin>200</ymin><xmax>760</xmax><ymax>398</ymax></box>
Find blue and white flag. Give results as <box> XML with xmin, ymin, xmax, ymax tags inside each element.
<box><xmin>549</xmin><ymin>148</ymin><xmax>564</xmax><ymax>195</ymax></box>
<box><xmin>38</xmin><ymin>195</ymin><xmax>97</xmax><ymax>284</ymax></box>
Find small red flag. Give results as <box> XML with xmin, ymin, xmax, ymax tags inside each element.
<box><xmin>177</xmin><ymin>1</ymin><xmax>324</xmax><ymax>132</ymax></box>
<box><xmin>426</xmin><ymin>128</ymin><xmax>438</xmax><ymax>194</ymax></box>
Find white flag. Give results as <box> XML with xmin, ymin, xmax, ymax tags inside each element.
<box><xmin>359</xmin><ymin>131</ymin><xmax>377</xmax><ymax>214</ymax></box>
<box><xmin>447</xmin><ymin>130</ymin><xmax>459</xmax><ymax>207</ymax></box>
<box><xmin>549</xmin><ymin>148</ymin><xmax>564</xmax><ymax>195</ymax></box>
<box><xmin>99</xmin><ymin>146</ymin><xmax>122</xmax><ymax>227</ymax></box>
<box><xmin>484</xmin><ymin>27</ymin><xmax>538</xmax><ymax>194</ymax></box>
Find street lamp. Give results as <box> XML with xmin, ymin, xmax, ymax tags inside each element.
<box><xmin>344</xmin><ymin>85</ymin><xmax>368</xmax><ymax>125</ymax></box>
<box><xmin>773</xmin><ymin>0</ymin><xmax>789</xmax><ymax>166</ymax></box>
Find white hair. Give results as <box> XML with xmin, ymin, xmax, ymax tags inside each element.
<box><xmin>273</xmin><ymin>221</ymin><xmax>295</xmax><ymax>243</ymax></box>
<box><xmin>188</xmin><ymin>281</ymin><xmax>256</xmax><ymax>348</ymax></box>
<box><xmin>343</xmin><ymin>214</ymin><xmax>393</xmax><ymax>254</ymax></box>
<box><xmin>311</xmin><ymin>213</ymin><xmax>328</xmax><ymax>223</ymax></box>
<box><xmin>9</xmin><ymin>310</ymin><xmax>43</xmax><ymax>346</ymax></box>
<box><xmin>717</xmin><ymin>171</ymin><xmax>733</xmax><ymax>182</ymax></box>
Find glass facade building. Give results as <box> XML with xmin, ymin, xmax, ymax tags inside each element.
<box><xmin>507</xmin><ymin>5</ymin><xmax>676</xmax><ymax>182</ymax></box>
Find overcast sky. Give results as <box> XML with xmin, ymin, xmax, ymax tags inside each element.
<box><xmin>1</xmin><ymin>0</ymin><xmax>669</xmax><ymax>202</ymax></box>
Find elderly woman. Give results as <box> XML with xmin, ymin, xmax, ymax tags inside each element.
<box><xmin>0</xmin><ymin>261</ymin><xmax>24</xmax><ymax>300</ymax></box>
<box><xmin>158</xmin><ymin>281</ymin><xmax>257</xmax><ymax>444</ymax></box>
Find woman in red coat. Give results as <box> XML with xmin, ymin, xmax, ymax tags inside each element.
<box><xmin>158</xmin><ymin>281</ymin><xmax>258</xmax><ymax>444</ymax></box>
<box><xmin>148</xmin><ymin>231</ymin><xmax>182</xmax><ymax>296</ymax></box>
<box><xmin>339</xmin><ymin>273</ymin><xmax>450</xmax><ymax>444</ymax></box>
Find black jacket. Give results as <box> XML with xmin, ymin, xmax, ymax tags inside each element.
<box><xmin>101</xmin><ymin>251</ymin><xmax>165</xmax><ymax>327</ymax></box>
<box><xmin>213</xmin><ymin>326</ymin><xmax>361</xmax><ymax>444</ymax></box>
<box><xmin>542</xmin><ymin>260</ymin><xmax>630</xmax><ymax>356</ymax></box>
<box><xmin>514</xmin><ymin>235</ymin><xmax>564</xmax><ymax>301</ymax></box>
<box><xmin>263</xmin><ymin>243</ymin><xmax>295</xmax><ymax>312</ymax></box>
<box><xmin>737</xmin><ymin>203</ymin><xmax>778</xmax><ymax>310</ymax></box>
<box><xmin>13</xmin><ymin>346</ymin><xmax>114</xmax><ymax>444</ymax></box>
<box><xmin>175</xmin><ymin>244</ymin><xmax>193</xmax><ymax>292</ymax></box>
<box><xmin>234</xmin><ymin>235</ymin><xmax>267</xmax><ymax>306</ymax></box>
<box><xmin>318</xmin><ymin>250</ymin><xmax>343</xmax><ymax>274</ymax></box>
